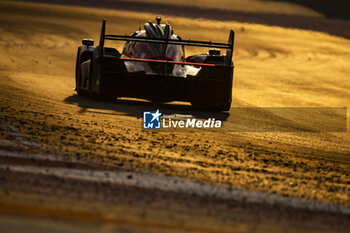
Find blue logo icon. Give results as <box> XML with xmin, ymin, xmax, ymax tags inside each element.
<box><xmin>143</xmin><ymin>110</ymin><xmax>162</xmax><ymax>129</ymax></box>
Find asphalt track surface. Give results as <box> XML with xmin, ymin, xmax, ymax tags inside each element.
<box><xmin>0</xmin><ymin>0</ymin><xmax>350</xmax><ymax>232</ymax></box>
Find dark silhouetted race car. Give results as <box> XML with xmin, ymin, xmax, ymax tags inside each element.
<box><xmin>75</xmin><ymin>17</ymin><xmax>234</xmax><ymax>111</ymax></box>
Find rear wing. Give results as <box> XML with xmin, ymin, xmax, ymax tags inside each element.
<box><xmin>99</xmin><ymin>19</ymin><xmax>234</xmax><ymax>67</ymax></box>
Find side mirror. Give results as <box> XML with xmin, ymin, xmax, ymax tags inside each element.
<box><xmin>82</xmin><ymin>39</ymin><xmax>94</xmax><ymax>46</ymax></box>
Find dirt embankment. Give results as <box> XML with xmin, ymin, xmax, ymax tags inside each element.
<box><xmin>11</xmin><ymin>0</ymin><xmax>350</xmax><ymax>38</ymax></box>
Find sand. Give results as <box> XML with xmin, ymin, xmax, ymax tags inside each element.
<box><xmin>0</xmin><ymin>1</ymin><xmax>349</xmax><ymax>232</ymax></box>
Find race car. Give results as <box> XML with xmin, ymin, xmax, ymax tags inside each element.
<box><xmin>75</xmin><ymin>17</ymin><xmax>234</xmax><ymax>111</ymax></box>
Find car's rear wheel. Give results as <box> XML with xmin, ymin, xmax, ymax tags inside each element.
<box><xmin>87</xmin><ymin>59</ymin><xmax>116</xmax><ymax>101</ymax></box>
<box><xmin>191</xmin><ymin>84</ymin><xmax>231</xmax><ymax>111</ymax></box>
<box><xmin>75</xmin><ymin>48</ymin><xmax>90</xmax><ymax>96</ymax></box>
<box><xmin>76</xmin><ymin>64</ymin><xmax>89</xmax><ymax>96</ymax></box>
<box><xmin>75</xmin><ymin>47</ymin><xmax>81</xmax><ymax>90</ymax></box>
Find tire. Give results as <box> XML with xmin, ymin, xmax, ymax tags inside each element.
<box><xmin>215</xmin><ymin>102</ymin><xmax>232</xmax><ymax>111</ymax></box>
<box><xmin>87</xmin><ymin>59</ymin><xmax>115</xmax><ymax>102</ymax></box>
<box><xmin>75</xmin><ymin>47</ymin><xmax>81</xmax><ymax>89</ymax></box>
<box><xmin>75</xmin><ymin>48</ymin><xmax>89</xmax><ymax>96</ymax></box>
<box><xmin>191</xmin><ymin>79</ymin><xmax>232</xmax><ymax>112</ymax></box>
<box><xmin>76</xmin><ymin>66</ymin><xmax>88</xmax><ymax>96</ymax></box>
<box><xmin>191</xmin><ymin>93</ymin><xmax>231</xmax><ymax>111</ymax></box>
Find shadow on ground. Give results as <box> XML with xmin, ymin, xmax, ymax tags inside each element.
<box><xmin>64</xmin><ymin>94</ymin><xmax>230</xmax><ymax>121</ymax></box>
